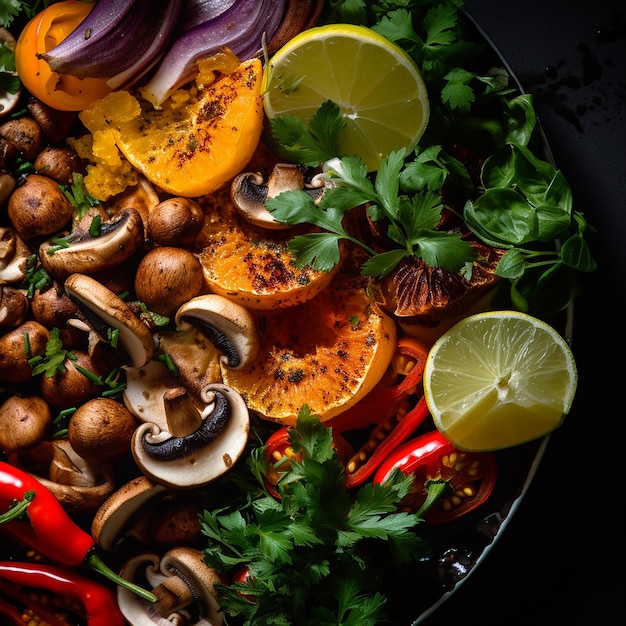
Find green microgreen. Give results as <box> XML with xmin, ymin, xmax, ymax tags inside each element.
<box><xmin>200</xmin><ymin>407</ymin><xmax>426</xmax><ymax>625</ymax></box>
<box><xmin>61</xmin><ymin>172</ymin><xmax>100</xmax><ymax>219</ymax></box>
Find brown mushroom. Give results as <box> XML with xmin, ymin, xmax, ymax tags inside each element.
<box><xmin>134</xmin><ymin>246</ymin><xmax>204</xmax><ymax>318</ymax></box>
<box><xmin>38</xmin><ymin>207</ymin><xmax>145</xmax><ymax>280</ymax></box>
<box><xmin>146</xmin><ymin>197</ymin><xmax>205</xmax><ymax>248</ymax></box>
<box><xmin>231</xmin><ymin>162</ymin><xmax>327</xmax><ymax>229</ymax></box>
<box><xmin>64</xmin><ymin>273</ymin><xmax>154</xmax><ymax>368</ymax></box>
<box><xmin>0</xmin><ymin>395</ymin><xmax>52</xmax><ymax>453</ymax></box>
<box><xmin>7</xmin><ymin>173</ymin><xmax>75</xmax><ymax>240</ymax></box>
<box><xmin>34</xmin><ymin>145</ymin><xmax>86</xmax><ymax>185</ymax></box>
<box><xmin>26</xmin><ymin>98</ymin><xmax>78</xmax><ymax>143</ymax></box>
<box><xmin>132</xmin><ymin>383</ymin><xmax>250</xmax><ymax>489</ymax></box>
<box><xmin>38</xmin><ymin>349</ymin><xmax>107</xmax><ymax>409</ymax></box>
<box><xmin>0</xmin><ymin>284</ymin><xmax>29</xmax><ymax>327</ymax></box>
<box><xmin>0</xmin><ymin>226</ymin><xmax>31</xmax><ymax>284</ymax></box>
<box><xmin>117</xmin><ymin>547</ymin><xmax>224</xmax><ymax>626</ymax></box>
<box><xmin>0</xmin><ymin>320</ymin><xmax>49</xmax><ymax>384</ymax></box>
<box><xmin>30</xmin><ymin>280</ymin><xmax>78</xmax><ymax>328</ymax></box>
<box><xmin>0</xmin><ymin>115</ymin><xmax>45</xmax><ymax>162</ymax></box>
<box><xmin>11</xmin><ymin>438</ymin><xmax>115</xmax><ymax>511</ymax></box>
<box><xmin>68</xmin><ymin>397</ymin><xmax>138</xmax><ymax>462</ymax></box>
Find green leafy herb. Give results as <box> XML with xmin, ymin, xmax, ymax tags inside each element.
<box><xmin>200</xmin><ymin>407</ymin><xmax>425</xmax><ymax>625</ymax></box>
<box><xmin>29</xmin><ymin>327</ymin><xmax>73</xmax><ymax>377</ymax></box>
<box><xmin>266</xmin><ymin>150</ymin><xmax>475</xmax><ymax>277</ymax></box>
<box><xmin>0</xmin><ymin>0</ymin><xmax>53</xmax><ymax>27</ymax></box>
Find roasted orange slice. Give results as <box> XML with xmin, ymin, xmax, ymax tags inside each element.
<box><xmin>221</xmin><ymin>271</ymin><xmax>397</xmax><ymax>424</ymax></box>
<box><xmin>196</xmin><ymin>184</ymin><xmax>338</xmax><ymax>309</ymax></box>
<box><xmin>79</xmin><ymin>58</ymin><xmax>264</xmax><ymax>198</ymax></box>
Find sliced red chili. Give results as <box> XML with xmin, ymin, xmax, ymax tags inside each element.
<box><xmin>373</xmin><ymin>430</ymin><xmax>498</xmax><ymax>525</ymax></box>
<box><xmin>328</xmin><ymin>336</ymin><xmax>431</xmax><ymax>488</ymax></box>
<box><xmin>263</xmin><ymin>426</ymin><xmax>301</xmax><ymax>497</ymax></box>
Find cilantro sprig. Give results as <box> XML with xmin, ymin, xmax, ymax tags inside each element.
<box><xmin>266</xmin><ymin>145</ymin><xmax>475</xmax><ymax>277</ymax></box>
<box><xmin>201</xmin><ymin>408</ymin><xmax>425</xmax><ymax>625</ymax></box>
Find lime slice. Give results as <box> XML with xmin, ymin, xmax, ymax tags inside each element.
<box><xmin>262</xmin><ymin>23</ymin><xmax>429</xmax><ymax>171</ymax></box>
<box><xmin>423</xmin><ymin>311</ymin><xmax>577</xmax><ymax>451</ymax></box>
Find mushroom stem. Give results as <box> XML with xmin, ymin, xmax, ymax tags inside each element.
<box><xmin>151</xmin><ymin>575</ymin><xmax>194</xmax><ymax>616</ymax></box>
<box><xmin>164</xmin><ymin>387</ymin><xmax>204</xmax><ymax>438</ymax></box>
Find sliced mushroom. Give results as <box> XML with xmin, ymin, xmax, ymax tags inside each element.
<box><xmin>231</xmin><ymin>162</ymin><xmax>327</xmax><ymax>229</ymax></box>
<box><xmin>92</xmin><ymin>476</ymin><xmax>202</xmax><ymax>552</ymax></box>
<box><xmin>118</xmin><ymin>547</ymin><xmax>223</xmax><ymax>626</ymax></box>
<box><xmin>0</xmin><ymin>226</ymin><xmax>30</xmax><ymax>284</ymax></box>
<box><xmin>132</xmin><ymin>383</ymin><xmax>249</xmax><ymax>489</ymax></box>
<box><xmin>175</xmin><ymin>294</ymin><xmax>259</xmax><ymax>370</ymax></box>
<box><xmin>123</xmin><ymin>359</ymin><xmax>177</xmax><ymax>428</ymax></box>
<box><xmin>92</xmin><ymin>475</ymin><xmax>168</xmax><ymax>551</ymax></box>
<box><xmin>64</xmin><ymin>273</ymin><xmax>154</xmax><ymax>368</ymax></box>
<box><xmin>0</xmin><ymin>284</ymin><xmax>29</xmax><ymax>327</ymax></box>
<box><xmin>156</xmin><ymin>327</ymin><xmax>223</xmax><ymax>398</ymax></box>
<box><xmin>0</xmin><ymin>28</ymin><xmax>20</xmax><ymax>118</ymax></box>
<box><xmin>39</xmin><ymin>207</ymin><xmax>145</xmax><ymax>280</ymax></box>
<box><xmin>10</xmin><ymin>438</ymin><xmax>116</xmax><ymax>511</ymax></box>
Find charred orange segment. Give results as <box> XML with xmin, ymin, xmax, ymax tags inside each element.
<box><xmin>196</xmin><ymin>185</ymin><xmax>338</xmax><ymax>309</ymax></box>
<box><xmin>221</xmin><ymin>272</ymin><xmax>397</xmax><ymax>424</ymax></box>
<box><xmin>79</xmin><ymin>58</ymin><xmax>264</xmax><ymax>198</ymax></box>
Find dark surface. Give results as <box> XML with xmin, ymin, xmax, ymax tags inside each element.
<box><xmin>421</xmin><ymin>1</ymin><xmax>626</xmax><ymax>624</ymax></box>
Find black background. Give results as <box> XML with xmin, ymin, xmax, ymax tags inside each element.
<box><xmin>420</xmin><ymin>1</ymin><xmax>626</xmax><ymax>624</ymax></box>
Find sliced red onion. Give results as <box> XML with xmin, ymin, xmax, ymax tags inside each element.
<box><xmin>43</xmin><ymin>0</ymin><xmax>159</xmax><ymax>78</ymax></box>
<box><xmin>140</xmin><ymin>0</ymin><xmax>286</xmax><ymax>107</ymax></box>
<box><xmin>106</xmin><ymin>0</ymin><xmax>182</xmax><ymax>90</ymax></box>
<box><xmin>178</xmin><ymin>0</ymin><xmax>239</xmax><ymax>31</ymax></box>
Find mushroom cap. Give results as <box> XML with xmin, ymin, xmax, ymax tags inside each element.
<box><xmin>132</xmin><ymin>383</ymin><xmax>250</xmax><ymax>489</ymax></box>
<box><xmin>92</xmin><ymin>475</ymin><xmax>168</xmax><ymax>551</ymax></box>
<box><xmin>175</xmin><ymin>294</ymin><xmax>260</xmax><ymax>370</ymax></box>
<box><xmin>0</xmin><ymin>395</ymin><xmax>51</xmax><ymax>453</ymax></box>
<box><xmin>39</xmin><ymin>208</ymin><xmax>145</xmax><ymax>280</ymax></box>
<box><xmin>64</xmin><ymin>273</ymin><xmax>154</xmax><ymax>368</ymax></box>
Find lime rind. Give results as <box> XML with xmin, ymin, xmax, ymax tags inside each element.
<box><xmin>424</xmin><ymin>310</ymin><xmax>577</xmax><ymax>451</ymax></box>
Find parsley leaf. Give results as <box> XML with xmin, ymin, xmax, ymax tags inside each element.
<box><xmin>266</xmin><ymin>151</ymin><xmax>475</xmax><ymax>277</ymax></box>
<box><xmin>200</xmin><ymin>408</ymin><xmax>425</xmax><ymax>625</ymax></box>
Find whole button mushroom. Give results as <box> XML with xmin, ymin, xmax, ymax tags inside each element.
<box><xmin>68</xmin><ymin>397</ymin><xmax>139</xmax><ymax>462</ymax></box>
<box><xmin>147</xmin><ymin>197</ymin><xmax>205</xmax><ymax>248</ymax></box>
<box><xmin>134</xmin><ymin>246</ymin><xmax>204</xmax><ymax>318</ymax></box>
<box><xmin>0</xmin><ymin>395</ymin><xmax>52</xmax><ymax>454</ymax></box>
<box><xmin>0</xmin><ymin>320</ymin><xmax>49</xmax><ymax>384</ymax></box>
<box><xmin>7</xmin><ymin>174</ymin><xmax>74</xmax><ymax>240</ymax></box>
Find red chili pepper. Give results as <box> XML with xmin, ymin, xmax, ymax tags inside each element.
<box><xmin>0</xmin><ymin>561</ymin><xmax>125</xmax><ymax>626</ymax></box>
<box><xmin>373</xmin><ymin>430</ymin><xmax>498</xmax><ymax>525</ymax></box>
<box><xmin>328</xmin><ymin>337</ymin><xmax>431</xmax><ymax>488</ymax></box>
<box><xmin>0</xmin><ymin>461</ymin><xmax>156</xmax><ymax>603</ymax></box>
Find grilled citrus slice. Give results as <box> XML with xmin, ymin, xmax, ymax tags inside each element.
<box><xmin>79</xmin><ymin>58</ymin><xmax>264</xmax><ymax>198</ymax></box>
<box><xmin>196</xmin><ymin>183</ymin><xmax>338</xmax><ymax>309</ymax></box>
<box><xmin>221</xmin><ymin>272</ymin><xmax>397</xmax><ymax>424</ymax></box>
